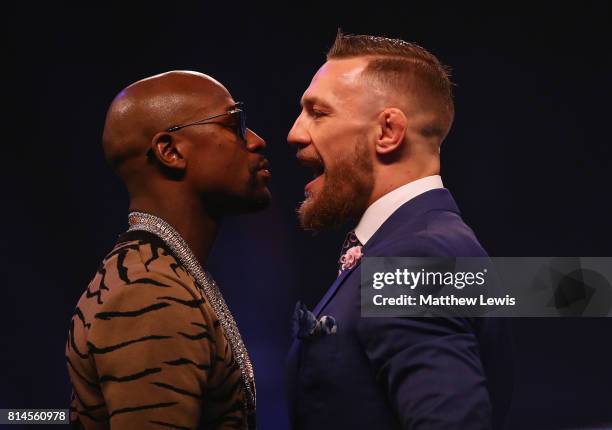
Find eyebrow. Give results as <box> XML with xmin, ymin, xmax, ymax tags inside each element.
<box><xmin>300</xmin><ymin>96</ymin><xmax>332</xmax><ymax>109</ymax></box>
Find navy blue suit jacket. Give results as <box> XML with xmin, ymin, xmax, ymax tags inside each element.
<box><xmin>287</xmin><ymin>188</ymin><xmax>513</xmax><ymax>429</ymax></box>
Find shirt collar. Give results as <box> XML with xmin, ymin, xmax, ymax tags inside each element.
<box><xmin>354</xmin><ymin>175</ymin><xmax>444</xmax><ymax>245</ymax></box>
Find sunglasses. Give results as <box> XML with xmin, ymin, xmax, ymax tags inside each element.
<box><xmin>165</xmin><ymin>102</ymin><xmax>246</xmax><ymax>140</ymax></box>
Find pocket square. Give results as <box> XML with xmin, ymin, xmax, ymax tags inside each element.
<box><xmin>292</xmin><ymin>301</ymin><xmax>338</xmax><ymax>340</ymax></box>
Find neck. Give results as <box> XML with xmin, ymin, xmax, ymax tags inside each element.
<box><xmin>129</xmin><ymin>193</ymin><xmax>220</xmax><ymax>266</ymax></box>
<box><xmin>369</xmin><ymin>159</ymin><xmax>440</xmax><ymax>206</ymax></box>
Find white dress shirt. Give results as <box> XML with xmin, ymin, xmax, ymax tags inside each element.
<box><xmin>354</xmin><ymin>175</ymin><xmax>444</xmax><ymax>245</ymax></box>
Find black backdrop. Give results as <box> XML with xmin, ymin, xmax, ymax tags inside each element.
<box><xmin>3</xmin><ymin>2</ymin><xmax>611</xmax><ymax>429</ymax></box>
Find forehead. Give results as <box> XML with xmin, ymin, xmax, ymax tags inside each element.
<box><xmin>302</xmin><ymin>58</ymin><xmax>370</xmax><ymax>107</ymax></box>
<box><xmin>193</xmin><ymin>80</ymin><xmax>235</xmax><ymax>109</ymax></box>
<box><xmin>186</xmin><ymin>84</ymin><xmax>237</xmax><ymax>116</ymax></box>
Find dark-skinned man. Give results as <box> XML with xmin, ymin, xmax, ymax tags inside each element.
<box><xmin>66</xmin><ymin>71</ymin><xmax>270</xmax><ymax>430</ymax></box>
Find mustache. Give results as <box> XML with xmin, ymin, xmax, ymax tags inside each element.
<box><xmin>296</xmin><ymin>149</ymin><xmax>324</xmax><ymax>168</ymax></box>
<box><xmin>250</xmin><ymin>156</ymin><xmax>269</xmax><ymax>173</ymax></box>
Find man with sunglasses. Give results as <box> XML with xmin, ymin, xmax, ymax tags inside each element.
<box><xmin>66</xmin><ymin>71</ymin><xmax>270</xmax><ymax>429</ymax></box>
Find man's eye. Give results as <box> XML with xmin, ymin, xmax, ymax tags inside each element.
<box><xmin>312</xmin><ymin>109</ymin><xmax>326</xmax><ymax>118</ymax></box>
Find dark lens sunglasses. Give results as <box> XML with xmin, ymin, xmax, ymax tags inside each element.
<box><xmin>165</xmin><ymin>102</ymin><xmax>246</xmax><ymax>140</ymax></box>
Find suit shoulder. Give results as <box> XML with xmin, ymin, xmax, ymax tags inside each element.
<box><xmin>372</xmin><ymin>210</ymin><xmax>487</xmax><ymax>257</ymax></box>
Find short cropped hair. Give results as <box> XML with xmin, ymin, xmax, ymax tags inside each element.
<box><xmin>327</xmin><ymin>31</ymin><xmax>454</xmax><ymax>139</ymax></box>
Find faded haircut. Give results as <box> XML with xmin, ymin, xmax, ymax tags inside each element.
<box><xmin>327</xmin><ymin>30</ymin><xmax>454</xmax><ymax>139</ymax></box>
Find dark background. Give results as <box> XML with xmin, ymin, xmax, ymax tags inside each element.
<box><xmin>2</xmin><ymin>2</ymin><xmax>611</xmax><ymax>429</ymax></box>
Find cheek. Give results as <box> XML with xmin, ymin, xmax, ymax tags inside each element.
<box><xmin>318</xmin><ymin>140</ymin><xmax>351</xmax><ymax>173</ymax></box>
<box><xmin>219</xmin><ymin>150</ymin><xmax>253</xmax><ymax>190</ymax></box>
<box><xmin>314</xmin><ymin>122</ymin><xmax>365</xmax><ymax>160</ymax></box>
<box><xmin>187</xmin><ymin>150</ymin><xmax>235</xmax><ymax>189</ymax></box>
<box><xmin>223</xmin><ymin>147</ymin><xmax>250</xmax><ymax>176</ymax></box>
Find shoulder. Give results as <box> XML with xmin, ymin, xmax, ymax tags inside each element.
<box><xmin>72</xmin><ymin>232</ymin><xmax>220</xmax><ymax>343</ymax></box>
<box><xmin>368</xmin><ymin>209</ymin><xmax>487</xmax><ymax>257</ymax></box>
<box><xmin>88</xmin><ymin>232</ymin><xmax>201</xmax><ymax>301</ymax></box>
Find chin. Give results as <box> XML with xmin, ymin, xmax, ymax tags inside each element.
<box><xmin>206</xmin><ymin>188</ymin><xmax>271</xmax><ymax>217</ymax></box>
<box><xmin>298</xmin><ymin>193</ymin><xmax>332</xmax><ymax>232</ymax></box>
<box><xmin>238</xmin><ymin>188</ymin><xmax>272</xmax><ymax>214</ymax></box>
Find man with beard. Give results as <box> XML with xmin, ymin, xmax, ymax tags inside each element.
<box><xmin>66</xmin><ymin>71</ymin><xmax>270</xmax><ymax>429</ymax></box>
<box><xmin>286</xmin><ymin>32</ymin><xmax>513</xmax><ymax>429</ymax></box>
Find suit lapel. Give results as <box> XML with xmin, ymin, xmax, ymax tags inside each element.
<box><xmin>312</xmin><ymin>190</ymin><xmax>458</xmax><ymax>317</ymax></box>
<box><xmin>313</xmin><ymin>262</ymin><xmax>360</xmax><ymax>317</ymax></box>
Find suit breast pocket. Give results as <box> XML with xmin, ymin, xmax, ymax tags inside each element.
<box><xmin>299</xmin><ymin>326</ymin><xmax>340</xmax><ymax>391</ymax></box>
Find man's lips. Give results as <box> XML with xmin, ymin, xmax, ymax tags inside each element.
<box><xmin>255</xmin><ymin>158</ymin><xmax>271</xmax><ymax>179</ymax></box>
<box><xmin>257</xmin><ymin>158</ymin><xmax>270</xmax><ymax>170</ymax></box>
<box><xmin>305</xmin><ymin>174</ymin><xmax>323</xmax><ymax>193</ymax></box>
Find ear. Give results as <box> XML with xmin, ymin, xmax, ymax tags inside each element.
<box><xmin>375</xmin><ymin>108</ymin><xmax>408</xmax><ymax>155</ymax></box>
<box><xmin>149</xmin><ymin>132</ymin><xmax>187</xmax><ymax>170</ymax></box>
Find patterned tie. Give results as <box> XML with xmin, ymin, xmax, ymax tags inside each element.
<box><xmin>337</xmin><ymin>230</ymin><xmax>363</xmax><ymax>276</ymax></box>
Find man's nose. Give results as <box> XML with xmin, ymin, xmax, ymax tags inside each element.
<box><xmin>246</xmin><ymin>128</ymin><xmax>266</xmax><ymax>152</ymax></box>
<box><xmin>287</xmin><ymin>113</ymin><xmax>310</xmax><ymax>148</ymax></box>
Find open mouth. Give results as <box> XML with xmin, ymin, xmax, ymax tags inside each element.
<box><xmin>297</xmin><ymin>154</ymin><xmax>325</xmax><ymax>194</ymax></box>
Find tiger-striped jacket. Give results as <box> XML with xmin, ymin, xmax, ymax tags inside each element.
<box><xmin>66</xmin><ymin>230</ymin><xmax>251</xmax><ymax>429</ymax></box>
